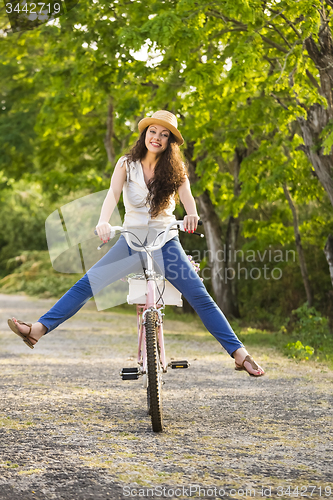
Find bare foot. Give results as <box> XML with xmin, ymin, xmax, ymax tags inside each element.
<box><xmin>233</xmin><ymin>347</ymin><xmax>265</xmax><ymax>376</ymax></box>
<box><xmin>12</xmin><ymin>317</ymin><xmax>47</xmax><ymax>345</ymax></box>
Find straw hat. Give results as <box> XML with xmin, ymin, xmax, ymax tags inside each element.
<box><xmin>138</xmin><ymin>110</ymin><xmax>184</xmax><ymax>146</ymax></box>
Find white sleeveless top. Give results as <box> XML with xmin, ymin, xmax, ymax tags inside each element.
<box><xmin>118</xmin><ymin>155</ymin><xmax>178</xmax><ymax>246</ymax></box>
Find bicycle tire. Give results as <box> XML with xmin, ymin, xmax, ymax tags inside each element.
<box><xmin>147</xmin><ymin>388</ymin><xmax>151</xmax><ymax>415</ymax></box>
<box><xmin>145</xmin><ymin>309</ymin><xmax>163</xmax><ymax>432</ymax></box>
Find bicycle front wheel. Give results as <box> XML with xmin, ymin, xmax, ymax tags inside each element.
<box><xmin>145</xmin><ymin>309</ymin><xmax>163</xmax><ymax>432</ymax></box>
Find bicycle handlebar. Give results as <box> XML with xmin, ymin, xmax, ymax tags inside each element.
<box><xmin>94</xmin><ymin>220</ymin><xmax>203</xmax><ymax>251</ymax></box>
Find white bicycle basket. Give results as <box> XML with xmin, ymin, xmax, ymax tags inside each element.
<box><xmin>127</xmin><ymin>274</ymin><xmax>183</xmax><ymax>307</ymax></box>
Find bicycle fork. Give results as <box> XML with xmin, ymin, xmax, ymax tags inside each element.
<box><xmin>139</xmin><ymin>278</ymin><xmax>167</xmax><ymax>373</ymax></box>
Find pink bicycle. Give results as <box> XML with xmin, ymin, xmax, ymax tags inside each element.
<box><xmin>95</xmin><ymin>219</ymin><xmax>203</xmax><ymax>432</ymax></box>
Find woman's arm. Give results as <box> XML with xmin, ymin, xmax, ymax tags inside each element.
<box><xmin>177</xmin><ymin>176</ymin><xmax>199</xmax><ymax>232</ymax></box>
<box><xmin>97</xmin><ymin>158</ymin><xmax>127</xmax><ymax>225</ymax></box>
<box><xmin>96</xmin><ymin>158</ymin><xmax>127</xmax><ymax>241</ymax></box>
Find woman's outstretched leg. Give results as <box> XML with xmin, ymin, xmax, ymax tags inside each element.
<box><xmin>9</xmin><ymin>235</ymin><xmax>145</xmax><ymax>345</ymax></box>
<box><xmin>160</xmin><ymin>237</ymin><xmax>265</xmax><ymax>376</ymax></box>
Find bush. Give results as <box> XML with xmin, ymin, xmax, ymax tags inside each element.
<box><xmin>280</xmin><ymin>302</ymin><xmax>331</xmax><ymax>361</ymax></box>
<box><xmin>284</xmin><ymin>341</ymin><xmax>314</xmax><ymax>361</ymax></box>
<box><xmin>0</xmin><ymin>250</ymin><xmax>82</xmax><ymax>298</ymax></box>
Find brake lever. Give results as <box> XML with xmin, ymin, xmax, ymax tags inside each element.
<box><xmin>176</xmin><ymin>220</ymin><xmax>204</xmax><ymax>238</ymax></box>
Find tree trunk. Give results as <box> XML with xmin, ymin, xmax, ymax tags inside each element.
<box><xmin>324</xmin><ymin>234</ymin><xmax>333</xmax><ymax>287</ymax></box>
<box><xmin>189</xmin><ymin>176</ymin><xmax>226</xmax><ymax>310</ymax></box>
<box><xmin>184</xmin><ymin>142</ymin><xmax>237</xmax><ymax>317</ymax></box>
<box><xmin>184</xmin><ymin>144</ymin><xmax>224</xmax><ymax>311</ymax></box>
<box><xmin>324</xmin><ymin>234</ymin><xmax>333</xmax><ymax>332</ymax></box>
<box><xmin>223</xmin><ymin>148</ymin><xmax>243</xmax><ymax>318</ymax></box>
<box><xmin>104</xmin><ymin>95</ymin><xmax>115</xmax><ymax>165</ymax></box>
<box><xmin>283</xmin><ymin>183</ymin><xmax>313</xmax><ymax>306</ymax></box>
<box><xmin>296</xmin><ymin>106</ymin><xmax>333</xmax><ymax>207</ymax></box>
<box><xmin>298</xmin><ymin>10</ymin><xmax>333</xmax><ymax>206</ymax></box>
<box><xmin>224</xmin><ymin>214</ymin><xmax>240</xmax><ymax>317</ymax></box>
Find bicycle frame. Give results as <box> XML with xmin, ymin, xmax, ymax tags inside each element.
<box><xmin>135</xmin><ymin>234</ymin><xmax>171</xmax><ymax>377</ymax></box>
<box><xmin>137</xmin><ymin>281</ymin><xmax>167</xmax><ymax>375</ymax></box>
<box><xmin>95</xmin><ymin>218</ymin><xmax>202</xmax><ymax>431</ymax></box>
<box><xmin>104</xmin><ymin>220</ymin><xmax>185</xmax><ymax>376</ymax></box>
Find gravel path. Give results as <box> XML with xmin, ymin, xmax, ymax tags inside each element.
<box><xmin>0</xmin><ymin>293</ymin><xmax>332</xmax><ymax>500</ymax></box>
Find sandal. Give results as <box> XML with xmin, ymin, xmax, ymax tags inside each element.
<box><xmin>235</xmin><ymin>354</ymin><xmax>264</xmax><ymax>377</ymax></box>
<box><xmin>7</xmin><ymin>319</ymin><xmax>38</xmax><ymax>349</ymax></box>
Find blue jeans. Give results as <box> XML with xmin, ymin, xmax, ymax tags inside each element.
<box><xmin>38</xmin><ymin>235</ymin><xmax>244</xmax><ymax>357</ymax></box>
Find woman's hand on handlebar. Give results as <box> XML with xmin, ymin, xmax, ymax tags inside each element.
<box><xmin>183</xmin><ymin>214</ymin><xmax>200</xmax><ymax>233</ymax></box>
<box><xmin>95</xmin><ymin>222</ymin><xmax>115</xmax><ymax>243</ymax></box>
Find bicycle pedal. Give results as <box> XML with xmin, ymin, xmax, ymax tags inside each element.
<box><xmin>120</xmin><ymin>367</ymin><xmax>141</xmax><ymax>380</ymax></box>
<box><xmin>169</xmin><ymin>360</ymin><xmax>190</xmax><ymax>369</ymax></box>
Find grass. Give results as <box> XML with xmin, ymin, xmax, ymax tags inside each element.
<box><xmin>0</xmin><ymin>417</ymin><xmax>35</xmax><ymax>430</ymax></box>
<box><xmin>0</xmin><ymin>250</ymin><xmax>81</xmax><ymax>298</ymax></box>
<box><xmin>18</xmin><ymin>468</ymin><xmax>45</xmax><ymax>475</ymax></box>
<box><xmin>228</xmin><ymin>319</ymin><xmax>333</xmax><ymax>370</ymax></box>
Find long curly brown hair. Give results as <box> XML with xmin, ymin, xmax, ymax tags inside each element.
<box><xmin>124</xmin><ymin>126</ymin><xmax>188</xmax><ymax>218</ymax></box>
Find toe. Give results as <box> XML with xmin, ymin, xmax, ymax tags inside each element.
<box><xmin>13</xmin><ymin>320</ymin><xmax>29</xmax><ymax>335</ymax></box>
<box><xmin>244</xmin><ymin>360</ymin><xmax>265</xmax><ymax>376</ymax></box>
<box><xmin>256</xmin><ymin>367</ymin><xmax>265</xmax><ymax>376</ymax></box>
<box><xmin>244</xmin><ymin>360</ymin><xmax>256</xmax><ymax>375</ymax></box>
<box><xmin>256</xmin><ymin>363</ymin><xmax>265</xmax><ymax>374</ymax></box>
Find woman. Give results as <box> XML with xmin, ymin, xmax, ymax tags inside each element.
<box><xmin>8</xmin><ymin>110</ymin><xmax>264</xmax><ymax>377</ymax></box>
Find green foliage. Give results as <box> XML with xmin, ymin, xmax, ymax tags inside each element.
<box><xmin>0</xmin><ymin>0</ymin><xmax>333</xmax><ymax>337</ymax></box>
<box><xmin>320</xmin><ymin>120</ymin><xmax>333</xmax><ymax>156</ymax></box>
<box><xmin>0</xmin><ymin>182</ymin><xmax>49</xmax><ymax>279</ymax></box>
<box><xmin>284</xmin><ymin>341</ymin><xmax>315</xmax><ymax>361</ymax></box>
<box><xmin>280</xmin><ymin>302</ymin><xmax>331</xmax><ymax>354</ymax></box>
<box><xmin>0</xmin><ymin>250</ymin><xmax>82</xmax><ymax>298</ymax></box>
